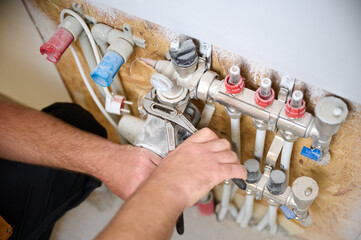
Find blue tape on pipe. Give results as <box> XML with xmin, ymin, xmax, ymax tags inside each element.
<box><xmin>90</xmin><ymin>51</ymin><xmax>124</xmax><ymax>87</ymax></box>
<box><xmin>280</xmin><ymin>205</ymin><xmax>296</xmax><ymax>220</ymax></box>
<box><xmin>300</xmin><ymin>146</ymin><xmax>322</xmax><ymax>161</ymax></box>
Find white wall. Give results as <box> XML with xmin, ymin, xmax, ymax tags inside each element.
<box><xmin>91</xmin><ymin>0</ymin><xmax>361</xmax><ymax>104</ymax></box>
<box><xmin>0</xmin><ymin>0</ymin><xmax>71</xmax><ymax>110</ymax></box>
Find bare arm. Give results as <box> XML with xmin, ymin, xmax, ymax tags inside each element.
<box><xmin>0</xmin><ymin>100</ymin><xmax>161</xmax><ymax>199</ymax></box>
<box><xmin>96</xmin><ymin>128</ymin><xmax>247</xmax><ymax>240</ymax></box>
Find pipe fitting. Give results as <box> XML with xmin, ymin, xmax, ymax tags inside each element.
<box><xmin>225</xmin><ymin>107</ymin><xmax>242</xmax><ymax>119</ymax></box>
<box><xmin>40</xmin><ymin>16</ymin><xmax>83</xmax><ymax>63</ymax></box>
<box><xmin>285</xmin><ymin>90</ymin><xmax>306</xmax><ymax>118</ymax></box>
<box><xmin>279</xmin><ymin>129</ymin><xmax>298</xmax><ymax>142</ymax></box>
<box><xmin>108</xmin><ymin>37</ymin><xmax>134</xmax><ymax>63</ymax></box>
<box><xmin>254</xmin><ymin>78</ymin><xmax>275</xmax><ymax>108</ymax></box>
<box><xmin>253</xmin><ymin>118</ymin><xmax>268</xmax><ymax>130</ymax></box>
<box><xmin>59</xmin><ymin>16</ymin><xmax>83</xmax><ymax>40</ymax></box>
<box><xmin>289</xmin><ymin>176</ymin><xmax>319</xmax><ymax>219</ymax></box>
<box><xmin>312</xmin><ymin>96</ymin><xmax>348</xmax><ymax>149</ymax></box>
<box><xmin>197</xmin><ymin>71</ymin><xmax>219</xmax><ymax>100</ymax></box>
<box><xmin>90</xmin><ymin>23</ymin><xmax>146</xmax><ymax>86</ymax></box>
<box><xmin>154</xmin><ymin>60</ymin><xmax>180</xmax><ymax>83</ymax></box>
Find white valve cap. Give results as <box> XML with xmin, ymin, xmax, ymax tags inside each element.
<box><xmin>229</xmin><ymin>66</ymin><xmax>240</xmax><ymax>85</ymax></box>
<box><xmin>260</xmin><ymin>78</ymin><xmax>272</xmax><ymax>98</ymax></box>
<box><xmin>290</xmin><ymin>90</ymin><xmax>303</xmax><ymax>108</ymax></box>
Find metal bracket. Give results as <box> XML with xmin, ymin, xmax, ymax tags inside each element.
<box><xmin>278</xmin><ymin>76</ymin><xmax>295</xmax><ymax>102</ymax></box>
<box><xmin>71</xmin><ymin>2</ymin><xmax>98</xmax><ymax>25</ymax></box>
<box><xmin>198</xmin><ymin>41</ymin><xmax>212</xmax><ymax>70</ymax></box>
<box><xmin>265</xmin><ymin>131</ymin><xmax>285</xmax><ymax>168</ymax></box>
<box><xmin>123</xmin><ymin>24</ymin><xmax>146</xmax><ymax>48</ymax></box>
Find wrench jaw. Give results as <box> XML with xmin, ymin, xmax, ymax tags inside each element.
<box><xmin>136</xmin><ymin>87</ymin><xmax>198</xmax><ymax>156</ymax></box>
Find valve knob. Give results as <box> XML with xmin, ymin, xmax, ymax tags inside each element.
<box><xmin>244</xmin><ymin>159</ymin><xmax>261</xmax><ymax>183</ymax></box>
<box><xmin>267</xmin><ymin>170</ymin><xmax>286</xmax><ymax>195</ymax></box>
<box><xmin>169</xmin><ymin>39</ymin><xmax>198</xmax><ymax>67</ymax></box>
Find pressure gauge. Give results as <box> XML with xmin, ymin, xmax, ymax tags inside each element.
<box><xmin>150</xmin><ymin>73</ymin><xmax>173</xmax><ymax>93</ymax></box>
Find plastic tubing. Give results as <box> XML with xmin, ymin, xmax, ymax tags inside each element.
<box><xmin>281</xmin><ymin>141</ymin><xmax>294</xmax><ymax>185</ymax></box>
<box><xmin>217</xmin><ymin>182</ymin><xmax>232</xmax><ymax>221</ymax></box>
<box><xmin>230</xmin><ymin>118</ymin><xmax>241</xmax><ymax>159</ymax></box>
<box><xmin>60</xmin><ymin>9</ymin><xmax>117</xmax><ymax>129</ymax></box>
<box><xmin>254</xmin><ymin>129</ymin><xmax>266</xmax><ymax>161</ymax></box>
<box><xmin>236</xmin><ymin>194</ymin><xmax>255</xmax><ymax>228</ymax></box>
<box><xmin>256</xmin><ymin>205</ymin><xmax>279</xmax><ymax>236</ymax></box>
<box><xmin>268</xmin><ymin>205</ymin><xmax>278</xmax><ymax>236</ymax></box>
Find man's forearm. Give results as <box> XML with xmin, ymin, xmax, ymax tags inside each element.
<box><xmin>0</xmin><ymin>101</ymin><xmax>117</xmax><ymax>180</ymax></box>
<box><xmin>0</xmin><ymin>101</ymin><xmax>161</xmax><ymax>199</ymax></box>
<box><xmin>96</xmin><ymin>175</ymin><xmax>184</xmax><ymax>240</ymax></box>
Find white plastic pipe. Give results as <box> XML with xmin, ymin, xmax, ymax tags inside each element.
<box><xmin>198</xmin><ymin>101</ymin><xmax>216</xmax><ymax>129</ymax></box>
<box><xmin>268</xmin><ymin>205</ymin><xmax>278</xmax><ymax>236</ymax></box>
<box><xmin>236</xmin><ymin>194</ymin><xmax>255</xmax><ymax>228</ymax></box>
<box><xmin>230</xmin><ymin>118</ymin><xmax>241</xmax><ymax>159</ymax></box>
<box><xmin>254</xmin><ymin>129</ymin><xmax>266</xmax><ymax>161</ymax></box>
<box><xmin>217</xmin><ymin>181</ymin><xmax>232</xmax><ymax>221</ymax></box>
<box><xmin>228</xmin><ymin>203</ymin><xmax>239</xmax><ymax>219</ymax></box>
<box><xmin>118</xmin><ymin>115</ymin><xmax>145</xmax><ymax>144</ymax></box>
<box><xmin>256</xmin><ymin>210</ymin><xmax>269</xmax><ymax>232</ymax></box>
<box><xmin>256</xmin><ymin>205</ymin><xmax>279</xmax><ymax>236</ymax></box>
<box><xmin>281</xmin><ymin>141</ymin><xmax>294</xmax><ymax>185</ymax></box>
<box><xmin>230</xmin><ymin>117</ymin><xmax>241</xmax><ymax>199</ymax></box>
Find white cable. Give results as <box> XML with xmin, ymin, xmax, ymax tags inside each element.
<box><xmin>60</xmin><ymin>9</ymin><xmax>118</xmax><ymax>130</ymax></box>
<box><xmin>69</xmin><ymin>45</ymin><xmax>118</xmax><ymax>129</ymax></box>
<box><xmin>60</xmin><ymin>10</ymin><xmax>111</xmax><ymax>98</ymax></box>
<box><xmin>60</xmin><ymin>9</ymin><xmax>118</xmax><ymax>131</ymax></box>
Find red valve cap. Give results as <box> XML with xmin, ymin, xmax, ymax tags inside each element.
<box><xmin>225</xmin><ymin>75</ymin><xmax>245</xmax><ymax>94</ymax></box>
<box><xmin>197</xmin><ymin>192</ymin><xmax>214</xmax><ymax>216</ymax></box>
<box><xmin>285</xmin><ymin>98</ymin><xmax>306</xmax><ymax>118</ymax></box>
<box><xmin>254</xmin><ymin>88</ymin><xmax>275</xmax><ymax>109</ymax></box>
<box><xmin>40</xmin><ymin>28</ymin><xmax>74</xmax><ymax>63</ymax></box>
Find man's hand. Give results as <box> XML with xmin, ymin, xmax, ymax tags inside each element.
<box><xmin>96</xmin><ymin>128</ymin><xmax>247</xmax><ymax>240</ymax></box>
<box><xmin>99</xmin><ymin>145</ymin><xmax>161</xmax><ymax>199</ymax></box>
<box><xmin>147</xmin><ymin>128</ymin><xmax>247</xmax><ymax>209</ymax></box>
